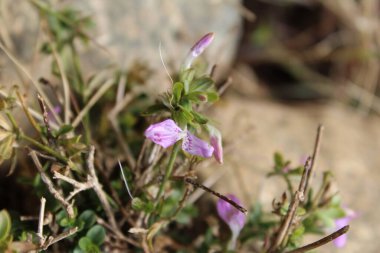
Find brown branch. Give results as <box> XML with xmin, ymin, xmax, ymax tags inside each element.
<box><xmin>40</xmin><ymin>227</ymin><xmax>79</xmax><ymax>250</ymax></box>
<box><xmin>285</xmin><ymin>225</ymin><xmax>349</xmax><ymax>253</ymax></box>
<box><xmin>267</xmin><ymin>158</ymin><xmax>312</xmax><ymax>253</ymax></box>
<box><xmin>184</xmin><ymin>177</ymin><xmax>247</xmax><ymax>215</ymax></box>
<box><xmin>53</xmin><ymin>171</ymin><xmax>93</xmax><ymax>201</ymax></box>
<box><xmin>37</xmin><ymin>197</ymin><xmax>46</xmax><ymax>244</ymax></box>
<box><xmin>268</xmin><ymin>124</ymin><xmax>324</xmax><ymax>253</ymax></box>
<box><xmin>87</xmin><ymin>146</ymin><xmax>123</xmax><ymax>237</ymax></box>
<box><xmin>304</xmin><ymin>125</ymin><xmax>324</xmax><ymax>193</ymax></box>
<box><xmin>30</xmin><ymin>151</ymin><xmax>75</xmax><ymax>218</ymax></box>
<box><xmin>37</xmin><ymin>93</ymin><xmax>54</xmax><ymax>143</ymax></box>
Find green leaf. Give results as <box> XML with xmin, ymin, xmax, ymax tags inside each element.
<box><xmin>132</xmin><ymin>198</ymin><xmax>154</xmax><ymax>213</ymax></box>
<box><xmin>55</xmin><ymin>124</ymin><xmax>74</xmax><ymax>136</ymax></box>
<box><xmin>190</xmin><ymin>77</ymin><xmax>214</xmax><ymax>92</ymax></box>
<box><xmin>172</xmin><ymin>82</ymin><xmax>184</xmax><ymax>103</ymax></box>
<box><xmin>178</xmin><ymin>105</ymin><xmax>194</xmax><ymax>122</ymax></box>
<box><xmin>186</xmin><ymin>91</ymin><xmax>207</xmax><ymax>104</ymax></box>
<box><xmin>79</xmin><ymin>236</ymin><xmax>100</xmax><ymax>253</ymax></box>
<box><xmin>78</xmin><ymin>210</ymin><xmax>96</xmax><ymax>230</ymax></box>
<box><xmin>205</xmin><ymin>92</ymin><xmax>219</xmax><ymax>103</ymax></box>
<box><xmin>0</xmin><ymin>210</ymin><xmax>11</xmax><ymax>242</ymax></box>
<box><xmin>191</xmin><ymin>111</ymin><xmax>208</xmax><ymax>124</ymax></box>
<box><xmin>274</xmin><ymin>152</ymin><xmax>284</xmax><ymax>168</ymax></box>
<box><xmin>86</xmin><ymin>225</ymin><xmax>106</xmax><ymax>246</ymax></box>
<box><xmin>180</xmin><ymin>68</ymin><xmax>195</xmax><ymax>93</ymax></box>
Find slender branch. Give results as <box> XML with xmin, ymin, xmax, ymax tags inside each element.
<box><xmin>108</xmin><ymin>92</ymin><xmax>136</xmax><ymax>169</ymax></box>
<box><xmin>30</xmin><ymin>151</ymin><xmax>74</xmax><ymax>218</ymax></box>
<box><xmin>0</xmin><ymin>41</ymin><xmax>61</xmax><ymax>124</ymax></box>
<box><xmin>40</xmin><ymin>227</ymin><xmax>78</xmax><ymax>250</ymax></box>
<box><xmin>268</xmin><ymin>125</ymin><xmax>324</xmax><ymax>252</ymax></box>
<box><xmin>87</xmin><ymin>146</ymin><xmax>121</xmax><ymax>235</ymax></box>
<box><xmin>16</xmin><ymin>90</ymin><xmax>40</xmax><ymax>134</ymax></box>
<box><xmin>53</xmin><ymin>171</ymin><xmax>93</xmax><ymax>201</ymax></box>
<box><xmin>118</xmin><ymin>160</ymin><xmax>134</xmax><ymax>200</ymax></box>
<box><xmin>72</xmin><ymin>79</ymin><xmax>114</xmax><ymax>127</ymax></box>
<box><xmin>304</xmin><ymin>125</ymin><xmax>324</xmax><ymax>193</ymax></box>
<box><xmin>37</xmin><ymin>93</ymin><xmax>54</xmax><ymax>143</ymax></box>
<box><xmin>184</xmin><ymin>177</ymin><xmax>248</xmax><ymax>215</ymax></box>
<box><xmin>21</xmin><ymin>134</ymin><xmax>67</xmax><ymax>164</ymax></box>
<box><xmin>37</xmin><ymin>197</ymin><xmax>46</xmax><ymax>243</ymax></box>
<box><xmin>285</xmin><ymin>225</ymin><xmax>349</xmax><ymax>253</ymax></box>
<box><xmin>52</xmin><ymin>45</ymin><xmax>71</xmax><ymax>124</ymax></box>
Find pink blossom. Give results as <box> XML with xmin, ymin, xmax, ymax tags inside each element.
<box><xmin>144</xmin><ymin>119</ymin><xmax>214</xmax><ymax>158</ymax></box>
<box><xmin>216</xmin><ymin>194</ymin><xmax>246</xmax><ymax>250</ymax></box>
<box><xmin>183</xmin><ymin>32</ymin><xmax>214</xmax><ymax>69</ymax></box>
<box><xmin>208</xmin><ymin>125</ymin><xmax>223</xmax><ymax>164</ymax></box>
<box><xmin>144</xmin><ymin>119</ymin><xmax>184</xmax><ymax>148</ymax></box>
<box><xmin>182</xmin><ymin>132</ymin><xmax>214</xmax><ymax>158</ymax></box>
<box><xmin>333</xmin><ymin>208</ymin><xmax>357</xmax><ymax>248</ymax></box>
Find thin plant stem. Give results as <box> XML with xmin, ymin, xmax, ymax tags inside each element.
<box><xmin>155</xmin><ymin>142</ymin><xmax>181</xmax><ymax>203</ymax></box>
<box><xmin>21</xmin><ymin>134</ymin><xmax>67</xmax><ymax>164</ymax></box>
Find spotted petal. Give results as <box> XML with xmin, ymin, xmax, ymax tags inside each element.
<box><xmin>144</xmin><ymin>119</ymin><xmax>184</xmax><ymax>148</ymax></box>
<box><xmin>182</xmin><ymin>131</ymin><xmax>214</xmax><ymax>158</ymax></box>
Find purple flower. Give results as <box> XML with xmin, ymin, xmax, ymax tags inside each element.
<box><xmin>144</xmin><ymin>119</ymin><xmax>184</xmax><ymax>148</ymax></box>
<box><xmin>207</xmin><ymin>125</ymin><xmax>223</xmax><ymax>164</ymax></box>
<box><xmin>183</xmin><ymin>32</ymin><xmax>214</xmax><ymax>69</ymax></box>
<box><xmin>333</xmin><ymin>208</ymin><xmax>357</xmax><ymax>248</ymax></box>
<box><xmin>182</xmin><ymin>131</ymin><xmax>214</xmax><ymax>158</ymax></box>
<box><xmin>144</xmin><ymin>119</ymin><xmax>213</xmax><ymax>158</ymax></box>
<box><xmin>217</xmin><ymin>194</ymin><xmax>246</xmax><ymax>250</ymax></box>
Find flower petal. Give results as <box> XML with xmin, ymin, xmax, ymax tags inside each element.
<box><xmin>208</xmin><ymin>125</ymin><xmax>223</xmax><ymax>164</ymax></box>
<box><xmin>183</xmin><ymin>33</ymin><xmax>214</xmax><ymax>69</ymax></box>
<box><xmin>182</xmin><ymin>131</ymin><xmax>214</xmax><ymax>158</ymax></box>
<box><xmin>144</xmin><ymin>119</ymin><xmax>184</xmax><ymax>148</ymax></box>
<box><xmin>216</xmin><ymin>194</ymin><xmax>246</xmax><ymax>234</ymax></box>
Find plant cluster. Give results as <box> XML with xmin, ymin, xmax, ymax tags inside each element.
<box><xmin>0</xmin><ymin>1</ymin><xmax>354</xmax><ymax>252</ymax></box>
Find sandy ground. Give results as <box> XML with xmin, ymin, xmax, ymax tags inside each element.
<box><xmin>202</xmin><ymin>91</ymin><xmax>380</xmax><ymax>252</ymax></box>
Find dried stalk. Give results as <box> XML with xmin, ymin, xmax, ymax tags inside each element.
<box><xmin>30</xmin><ymin>151</ymin><xmax>75</xmax><ymax>218</ymax></box>
<box><xmin>268</xmin><ymin>125</ymin><xmax>324</xmax><ymax>253</ymax></box>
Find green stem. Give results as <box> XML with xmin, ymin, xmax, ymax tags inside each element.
<box><xmin>20</xmin><ymin>134</ymin><xmax>68</xmax><ymax>164</ymax></box>
<box><xmin>155</xmin><ymin>142</ymin><xmax>181</xmax><ymax>204</ymax></box>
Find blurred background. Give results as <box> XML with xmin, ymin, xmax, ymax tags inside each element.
<box><xmin>1</xmin><ymin>0</ymin><xmax>380</xmax><ymax>252</ymax></box>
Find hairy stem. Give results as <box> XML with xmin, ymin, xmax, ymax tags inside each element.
<box><xmin>155</xmin><ymin>142</ymin><xmax>181</xmax><ymax>203</ymax></box>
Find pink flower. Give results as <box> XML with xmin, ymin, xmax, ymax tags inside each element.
<box><xmin>208</xmin><ymin>125</ymin><xmax>223</xmax><ymax>164</ymax></box>
<box><xmin>144</xmin><ymin>119</ymin><xmax>213</xmax><ymax>158</ymax></box>
<box><xmin>217</xmin><ymin>194</ymin><xmax>246</xmax><ymax>250</ymax></box>
<box><xmin>333</xmin><ymin>208</ymin><xmax>357</xmax><ymax>248</ymax></box>
<box><xmin>182</xmin><ymin>132</ymin><xmax>214</xmax><ymax>158</ymax></box>
<box><xmin>183</xmin><ymin>32</ymin><xmax>214</xmax><ymax>69</ymax></box>
<box><xmin>144</xmin><ymin>119</ymin><xmax>184</xmax><ymax>148</ymax></box>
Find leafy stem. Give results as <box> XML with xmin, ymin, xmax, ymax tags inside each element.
<box><xmin>155</xmin><ymin>142</ymin><xmax>181</xmax><ymax>205</ymax></box>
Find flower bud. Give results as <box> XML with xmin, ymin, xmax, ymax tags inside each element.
<box><xmin>182</xmin><ymin>32</ymin><xmax>214</xmax><ymax>69</ymax></box>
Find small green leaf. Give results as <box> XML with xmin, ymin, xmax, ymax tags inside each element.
<box><xmin>191</xmin><ymin>111</ymin><xmax>208</xmax><ymax>124</ymax></box>
<box><xmin>78</xmin><ymin>210</ymin><xmax>96</xmax><ymax>230</ymax></box>
<box><xmin>180</xmin><ymin>68</ymin><xmax>195</xmax><ymax>93</ymax></box>
<box><xmin>0</xmin><ymin>210</ymin><xmax>11</xmax><ymax>242</ymax></box>
<box><xmin>79</xmin><ymin>236</ymin><xmax>100</xmax><ymax>252</ymax></box>
<box><xmin>205</xmin><ymin>92</ymin><xmax>219</xmax><ymax>103</ymax></box>
<box><xmin>132</xmin><ymin>198</ymin><xmax>154</xmax><ymax>213</ymax></box>
<box><xmin>86</xmin><ymin>225</ymin><xmax>106</xmax><ymax>246</ymax></box>
<box><xmin>186</xmin><ymin>91</ymin><xmax>206</xmax><ymax>103</ymax></box>
<box><xmin>178</xmin><ymin>105</ymin><xmax>194</xmax><ymax>122</ymax></box>
<box><xmin>55</xmin><ymin>124</ymin><xmax>74</xmax><ymax>136</ymax></box>
<box><xmin>172</xmin><ymin>82</ymin><xmax>184</xmax><ymax>103</ymax></box>
<box><xmin>190</xmin><ymin>77</ymin><xmax>214</xmax><ymax>92</ymax></box>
